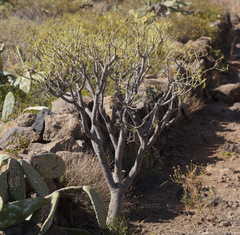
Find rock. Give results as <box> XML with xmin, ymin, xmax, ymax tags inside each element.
<box><xmin>222</xmin><ymin>143</ymin><xmax>240</xmax><ymax>153</ymax></box>
<box><xmin>230</xmin><ymin>23</ymin><xmax>240</xmax><ymax>60</ymax></box>
<box><xmin>186</xmin><ymin>37</ymin><xmax>213</xmax><ymax>56</ymax></box>
<box><xmin>0</xmin><ymin>121</ymin><xmax>18</xmax><ymax>138</ymax></box>
<box><xmin>144</xmin><ymin>72</ymin><xmax>168</xmax><ymax>93</ymax></box>
<box><xmin>226</xmin><ymin>60</ymin><xmax>240</xmax><ymax>69</ymax></box>
<box><xmin>51</xmin><ymin>97</ymin><xmax>78</xmax><ymax>114</ymax></box>
<box><xmin>0</xmin><ymin>127</ymin><xmax>37</xmax><ymax>150</ymax></box>
<box><xmin>31</xmin><ymin>108</ymin><xmax>53</xmax><ymax>140</ymax></box>
<box><xmin>15</xmin><ymin>113</ymin><xmax>37</xmax><ymax>127</ymax></box>
<box><xmin>103</xmin><ymin>96</ymin><xmax>115</xmax><ymax>121</ymax></box>
<box><xmin>218</xmin><ymin>167</ymin><xmax>235</xmax><ymax>176</ymax></box>
<box><xmin>43</xmin><ymin>114</ymin><xmax>85</xmax><ymax>142</ymax></box>
<box><xmin>212</xmin><ymin>83</ymin><xmax>240</xmax><ymax>102</ymax></box>
<box><xmin>56</xmin><ymin>151</ymin><xmax>85</xmax><ymax>165</ymax></box>
<box><xmin>229</xmin><ymin>102</ymin><xmax>240</xmax><ymax>111</ymax></box>
<box><xmin>219</xmin><ymin>220</ymin><xmax>231</xmax><ymax>227</ymax></box>
<box><xmin>28</xmin><ymin>137</ymin><xmax>84</xmax><ymax>154</ymax></box>
<box><xmin>230</xmin><ymin>12</ymin><xmax>240</xmax><ymax>25</ymax></box>
<box><xmin>210</xmin><ymin>19</ymin><xmax>222</xmax><ymax>29</ymax></box>
<box><xmin>51</xmin><ymin>96</ymin><xmax>93</xmax><ymax>114</ymax></box>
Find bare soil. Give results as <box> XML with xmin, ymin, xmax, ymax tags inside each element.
<box><xmin>129</xmin><ymin>99</ymin><xmax>240</xmax><ymax>235</ymax></box>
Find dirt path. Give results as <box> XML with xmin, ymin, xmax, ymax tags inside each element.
<box><xmin>129</xmin><ymin>13</ymin><xmax>240</xmax><ymax>235</ymax></box>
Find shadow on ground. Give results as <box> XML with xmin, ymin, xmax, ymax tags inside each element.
<box><xmin>128</xmin><ymin>99</ymin><xmax>240</xmax><ymax>230</ymax></box>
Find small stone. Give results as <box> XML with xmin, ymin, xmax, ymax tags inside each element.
<box><xmin>220</xmin><ymin>220</ymin><xmax>231</xmax><ymax>227</ymax></box>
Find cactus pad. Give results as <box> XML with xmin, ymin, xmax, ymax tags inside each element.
<box><xmin>7</xmin><ymin>158</ymin><xmax>26</xmax><ymax>201</ymax></box>
<box><xmin>1</xmin><ymin>92</ymin><xmax>15</xmax><ymax>122</ymax></box>
<box><xmin>30</xmin><ymin>153</ymin><xmax>66</xmax><ymax>179</ymax></box>
<box><xmin>18</xmin><ymin>159</ymin><xmax>49</xmax><ymax>197</ymax></box>
<box><xmin>0</xmin><ymin>169</ymin><xmax>9</xmax><ymax>204</ymax></box>
<box><xmin>0</xmin><ymin>197</ymin><xmax>45</xmax><ymax>229</ymax></box>
<box><xmin>57</xmin><ymin>186</ymin><xmax>107</xmax><ymax>229</ymax></box>
<box><xmin>0</xmin><ymin>154</ymin><xmax>10</xmax><ymax>169</ymax></box>
<box><xmin>0</xmin><ymin>196</ymin><xmax>3</xmax><ymax>211</ymax></box>
<box><xmin>39</xmin><ymin>191</ymin><xmax>60</xmax><ymax>235</ymax></box>
<box><xmin>83</xmin><ymin>186</ymin><xmax>107</xmax><ymax>229</ymax></box>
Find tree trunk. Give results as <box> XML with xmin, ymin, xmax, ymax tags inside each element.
<box><xmin>107</xmin><ymin>187</ymin><xmax>125</xmax><ymax>223</ymax></box>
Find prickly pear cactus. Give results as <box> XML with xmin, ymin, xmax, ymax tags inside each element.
<box><xmin>0</xmin><ymin>196</ymin><xmax>3</xmax><ymax>211</ymax></box>
<box><xmin>0</xmin><ymin>197</ymin><xmax>45</xmax><ymax>229</ymax></box>
<box><xmin>30</xmin><ymin>191</ymin><xmax>60</xmax><ymax>234</ymax></box>
<box><xmin>83</xmin><ymin>186</ymin><xmax>107</xmax><ymax>229</ymax></box>
<box><xmin>7</xmin><ymin>158</ymin><xmax>26</xmax><ymax>201</ymax></box>
<box><xmin>30</xmin><ymin>153</ymin><xmax>66</xmax><ymax>179</ymax></box>
<box><xmin>0</xmin><ymin>169</ymin><xmax>9</xmax><ymax>204</ymax></box>
<box><xmin>39</xmin><ymin>191</ymin><xmax>60</xmax><ymax>235</ymax></box>
<box><xmin>0</xmin><ymin>41</ymin><xmax>4</xmax><ymax>71</ymax></box>
<box><xmin>58</xmin><ymin>186</ymin><xmax>107</xmax><ymax>229</ymax></box>
<box><xmin>1</xmin><ymin>91</ymin><xmax>15</xmax><ymax>122</ymax></box>
<box><xmin>18</xmin><ymin>159</ymin><xmax>49</xmax><ymax>197</ymax></box>
<box><xmin>0</xmin><ymin>154</ymin><xmax>10</xmax><ymax>168</ymax></box>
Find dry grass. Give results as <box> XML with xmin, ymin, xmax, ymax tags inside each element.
<box><xmin>59</xmin><ymin>152</ymin><xmax>110</xmax><ymax>205</ymax></box>
<box><xmin>170</xmin><ymin>161</ymin><xmax>215</xmax><ymax>211</ymax></box>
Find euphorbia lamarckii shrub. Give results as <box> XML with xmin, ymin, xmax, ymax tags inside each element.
<box><xmin>25</xmin><ymin>13</ymin><xmax>212</xmax><ymax>222</ymax></box>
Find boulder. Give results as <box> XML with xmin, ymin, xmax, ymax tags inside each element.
<box><xmin>103</xmin><ymin>96</ymin><xmax>115</xmax><ymax>121</ymax></box>
<box><xmin>28</xmin><ymin>137</ymin><xmax>84</xmax><ymax>154</ymax></box>
<box><xmin>212</xmin><ymin>83</ymin><xmax>240</xmax><ymax>102</ymax></box>
<box><xmin>0</xmin><ymin>121</ymin><xmax>18</xmax><ymax>138</ymax></box>
<box><xmin>15</xmin><ymin>113</ymin><xmax>37</xmax><ymax>127</ymax></box>
<box><xmin>51</xmin><ymin>97</ymin><xmax>78</xmax><ymax>114</ymax></box>
<box><xmin>186</xmin><ymin>37</ymin><xmax>213</xmax><ymax>57</ymax></box>
<box><xmin>230</xmin><ymin>12</ymin><xmax>240</xmax><ymax>25</ymax></box>
<box><xmin>56</xmin><ymin>151</ymin><xmax>85</xmax><ymax>165</ymax></box>
<box><xmin>43</xmin><ymin>114</ymin><xmax>85</xmax><ymax>142</ymax></box>
<box><xmin>31</xmin><ymin>108</ymin><xmax>53</xmax><ymax>137</ymax></box>
<box><xmin>229</xmin><ymin>102</ymin><xmax>240</xmax><ymax>111</ymax></box>
<box><xmin>51</xmin><ymin>96</ymin><xmax>93</xmax><ymax>113</ymax></box>
<box><xmin>229</xmin><ymin>23</ymin><xmax>240</xmax><ymax>60</ymax></box>
<box><xmin>0</xmin><ymin>127</ymin><xmax>37</xmax><ymax>150</ymax></box>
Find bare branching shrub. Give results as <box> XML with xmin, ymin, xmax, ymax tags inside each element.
<box><xmin>24</xmin><ymin>12</ymin><xmax>218</xmax><ymax>222</ymax></box>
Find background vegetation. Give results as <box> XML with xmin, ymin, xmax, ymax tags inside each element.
<box><xmin>0</xmin><ymin>0</ymin><xmax>226</xmax><ymax>117</ymax></box>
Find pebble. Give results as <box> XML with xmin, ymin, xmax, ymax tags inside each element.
<box><xmin>220</xmin><ymin>220</ymin><xmax>231</xmax><ymax>227</ymax></box>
